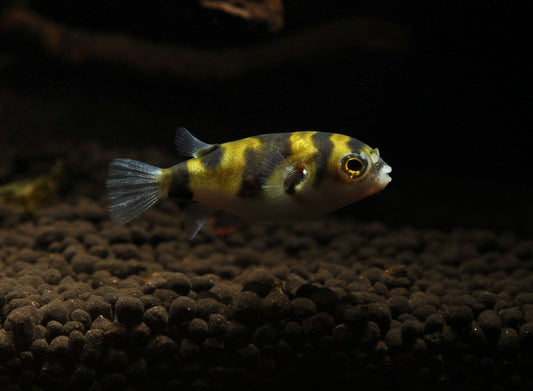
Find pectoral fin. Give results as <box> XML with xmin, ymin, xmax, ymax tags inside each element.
<box><xmin>260</xmin><ymin>151</ymin><xmax>309</xmax><ymax>198</ymax></box>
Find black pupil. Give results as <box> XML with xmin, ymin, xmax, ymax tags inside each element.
<box><xmin>347</xmin><ymin>158</ymin><xmax>363</xmax><ymax>172</ymax></box>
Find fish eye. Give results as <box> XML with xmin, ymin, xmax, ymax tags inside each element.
<box><xmin>340</xmin><ymin>154</ymin><xmax>368</xmax><ymax>179</ymax></box>
<box><xmin>346</xmin><ymin>158</ymin><xmax>363</xmax><ymax>172</ymax></box>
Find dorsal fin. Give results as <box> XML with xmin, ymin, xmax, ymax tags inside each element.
<box><xmin>175</xmin><ymin>127</ymin><xmax>216</xmax><ymax>158</ymax></box>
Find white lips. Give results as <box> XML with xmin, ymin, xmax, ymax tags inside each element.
<box><xmin>380</xmin><ymin>163</ymin><xmax>392</xmax><ymax>186</ymax></box>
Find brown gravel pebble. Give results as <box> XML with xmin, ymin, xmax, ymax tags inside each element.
<box><xmin>1</xmin><ymin>188</ymin><xmax>533</xmax><ymax>390</ymax></box>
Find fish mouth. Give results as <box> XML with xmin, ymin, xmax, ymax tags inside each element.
<box><xmin>379</xmin><ymin>162</ymin><xmax>392</xmax><ymax>186</ymax></box>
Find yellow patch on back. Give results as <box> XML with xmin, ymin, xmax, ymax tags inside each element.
<box><xmin>288</xmin><ymin>132</ymin><xmax>317</xmax><ymax>159</ymax></box>
<box><xmin>187</xmin><ymin>136</ymin><xmax>262</xmax><ymax>199</ymax></box>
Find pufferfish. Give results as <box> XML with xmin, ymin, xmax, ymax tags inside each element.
<box><xmin>106</xmin><ymin>128</ymin><xmax>392</xmax><ymax>239</ymax></box>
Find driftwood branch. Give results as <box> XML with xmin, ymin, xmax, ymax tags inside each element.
<box><xmin>1</xmin><ymin>6</ymin><xmax>408</xmax><ymax>83</ymax></box>
<box><xmin>199</xmin><ymin>0</ymin><xmax>284</xmax><ymax>31</ymax></box>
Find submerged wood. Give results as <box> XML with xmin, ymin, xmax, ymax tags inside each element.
<box><xmin>0</xmin><ymin>6</ymin><xmax>408</xmax><ymax>82</ymax></box>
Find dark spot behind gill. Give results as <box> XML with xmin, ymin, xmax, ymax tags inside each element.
<box><xmin>284</xmin><ymin>163</ymin><xmax>307</xmax><ymax>195</ymax></box>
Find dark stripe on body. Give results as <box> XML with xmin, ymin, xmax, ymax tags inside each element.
<box><xmin>237</xmin><ymin>134</ymin><xmax>292</xmax><ymax>199</ymax></box>
<box><xmin>311</xmin><ymin>132</ymin><xmax>333</xmax><ymax>187</ymax></box>
<box><xmin>199</xmin><ymin>145</ymin><xmax>223</xmax><ymax>169</ymax></box>
<box><xmin>169</xmin><ymin>163</ymin><xmax>193</xmax><ymax>200</ymax></box>
<box><xmin>277</xmin><ymin>134</ymin><xmax>292</xmax><ymax>158</ymax></box>
<box><xmin>346</xmin><ymin>137</ymin><xmax>365</xmax><ymax>153</ymax></box>
<box><xmin>236</xmin><ymin>148</ymin><xmax>261</xmax><ymax>198</ymax></box>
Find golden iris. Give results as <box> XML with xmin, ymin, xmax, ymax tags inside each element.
<box><xmin>341</xmin><ymin>154</ymin><xmax>367</xmax><ymax>179</ymax></box>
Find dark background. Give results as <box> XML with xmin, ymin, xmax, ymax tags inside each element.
<box><xmin>1</xmin><ymin>1</ymin><xmax>531</xmax><ymax>234</ymax></box>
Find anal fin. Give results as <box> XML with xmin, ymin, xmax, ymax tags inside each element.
<box><xmin>183</xmin><ymin>203</ymin><xmax>214</xmax><ymax>240</ymax></box>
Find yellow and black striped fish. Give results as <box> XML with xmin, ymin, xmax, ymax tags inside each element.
<box><xmin>106</xmin><ymin>128</ymin><xmax>392</xmax><ymax>239</ymax></box>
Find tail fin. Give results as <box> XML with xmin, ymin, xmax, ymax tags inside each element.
<box><xmin>106</xmin><ymin>159</ymin><xmax>167</xmax><ymax>224</ymax></box>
